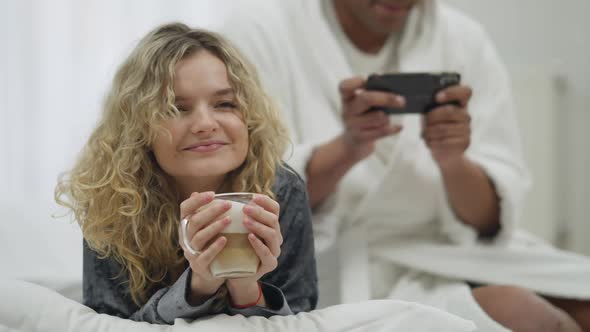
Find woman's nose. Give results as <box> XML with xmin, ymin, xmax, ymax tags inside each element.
<box><xmin>189</xmin><ymin>108</ymin><xmax>218</xmax><ymax>134</ymax></box>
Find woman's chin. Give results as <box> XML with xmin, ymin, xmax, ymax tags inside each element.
<box><xmin>178</xmin><ymin>163</ymin><xmax>238</xmax><ymax>179</ymax></box>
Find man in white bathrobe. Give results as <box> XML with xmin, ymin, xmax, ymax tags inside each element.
<box><xmin>219</xmin><ymin>0</ymin><xmax>590</xmax><ymax>331</ymax></box>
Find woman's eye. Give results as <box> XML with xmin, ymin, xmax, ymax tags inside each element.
<box><xmin>175</xmin><ymin>105</ymin><xmax>189</xmax><ymax>113</ymax></box>
<box><xmin>216</xmin><ymin>101</ymin><xmax>237</xmax><ymax>109</ymax></box>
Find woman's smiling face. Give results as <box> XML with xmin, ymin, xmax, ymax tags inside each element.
<box><xmin>152</xmin><ymin>50</ymin><xmax>248</xmax><ymax>193</ymax></box>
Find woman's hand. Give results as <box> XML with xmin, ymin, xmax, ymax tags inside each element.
<box><xmin>178</xmin><ymin>191</ymin><xmax>232</xmax><ymax>305</ymax></box>
<box><xmin>225</xmin><ymin>194</ymin><xmax>282</xmax><ymax>307</ymax></box>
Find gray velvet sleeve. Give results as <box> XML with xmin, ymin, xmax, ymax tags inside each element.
<box><xmin>130</xmin><ymin>269</ymin><xmax>226</xmax><ymax>324</ymax></box>
<box><xmin>260</xmin><ymin>165</ymin><xmax>318</xmax><ymax>313</ymax></box>
<box><xmin>83</xmin><ymin>243</ymin><xmax>226</xmax><ymax>324</ymax></box>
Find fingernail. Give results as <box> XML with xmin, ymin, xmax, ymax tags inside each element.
<box><xmin>437</xmin><ymin>92</ymin><xmax>446</xmax><ymax>101</ymax></box>
<box><xmin>243</xmin><ymin>217</ymin><xmax>252</xmax><ymax>225</ymax></box>
<box><xmin>191</xmin><ymin>192</ymin><xmax>198</xmax><ymax>197</ymax></box>
<box><xmin>396</xmin><ymin>96</ymin><xmax>406</xmax><ymax>105</ymax></box>
<box><xmin>354</xmin><ymin>89</ymin><xmax>363</xmax><ymax>95</ymax></box>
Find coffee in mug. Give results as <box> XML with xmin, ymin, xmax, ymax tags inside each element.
<box><xmin>209</xmin><ymin>193</ymin><xmax>259</xmax><ymax>278</ymax></box>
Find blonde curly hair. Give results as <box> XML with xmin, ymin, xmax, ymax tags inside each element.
<box><xmin>55</xmin><ymin>23</ymin><xmax>290</xmax><ymax>305</ymax></box>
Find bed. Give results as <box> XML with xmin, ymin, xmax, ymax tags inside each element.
<box><xmin>0</xmin><ymin>204</ymin><xmax>474</xmax><ymax>332</ymax></box>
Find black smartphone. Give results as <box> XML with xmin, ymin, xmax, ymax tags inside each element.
<box><xmin>365</xmin><ymin>72</ymin><xmax>461</xmax><ymax>114</ymax></box>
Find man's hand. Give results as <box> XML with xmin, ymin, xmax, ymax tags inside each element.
<box><xmin>422</xmin><ymin>85</ymin><xmax>473</xmax><ymax>169</ymax></box>
<box><xmin>339</xmin><ymin>76</ymin><xmax>404</xmax><ymax>161</ymax></box>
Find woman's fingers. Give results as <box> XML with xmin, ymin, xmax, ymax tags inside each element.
<box><xmin>243</xmin><ymin>196</ymin><xmax>282</xmax><ymax>253</ymax></box>
<box><xmin>197</xmin><ymin>236</ymin><xmax>227</xmax><ymax>265</ymax></box>
<box><xmin>190</xmin><ymin>216</ymin><xmax>231</xmax><ymax>252</ymax></box>
<box><xmin>180</xmin><ymin>191</ymin><xmax>214</xmax><ymax>219</ymax></box>
<box><xmin>243</xmin><ymin>204</ymin><xmax>279</xmax><ymax>230</ymax></box>
<box><xmin>248</xmin><ymin>233</ymin><xmax>278</xmax><ymax>273</ymax></box>
<box><xmin>251</xmin><ymin>194</ymin><xmax>280</xmax><ymax>215</ymax></box>
<box><xmin>186</xmin><ymin>200</ymin><xmax>232</xmax><ymax>235</ymax></box>
<box><xmin>243</xmin><ymin>217</ymin><xmax>281</xmax><ymax>257</ymax></box>
<box><xmin>186</xmin><ymin>236</ymin><xmax>227</xmax><ymax>277</ymax></box>
<box><xmin>182</xmin><ymin>194</ymin><xmax>284</xmax><ymax>279</ymax></box>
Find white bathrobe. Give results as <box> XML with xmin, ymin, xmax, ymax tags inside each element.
<box><xmin>220</xmin><ymin>0</ymin><xmax>590</xmax><ymax>330</ymax></box>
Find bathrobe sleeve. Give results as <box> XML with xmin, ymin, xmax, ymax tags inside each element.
<box><xmin>437</xmin><ymin>20</ymin><xmax>531</xmax><ymax>245</ymax></box>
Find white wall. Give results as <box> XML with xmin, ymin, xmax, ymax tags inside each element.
<box><xmin>445</xmin><ymin>0</ymin><xmax>590</xmax><ymax>255</ymax></box>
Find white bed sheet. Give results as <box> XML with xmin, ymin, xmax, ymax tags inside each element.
<box><xmin>0</xmin><ymin>279</ymin><xmax>475</xmax><ymax>332</ymax></box>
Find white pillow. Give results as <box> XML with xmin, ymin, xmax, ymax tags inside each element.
<box><xmin>0</xmin><ymin>204</ymin><xmax>83</xmax><ymax>302</ymax></box>
<box><xmin>0</xmin><ymin>279</ymin><xmax>475</xmax><ymax>332</ymax></box>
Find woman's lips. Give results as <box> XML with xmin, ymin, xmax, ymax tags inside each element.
<box><xmin>185</xmin><ymin>143</ymin><xmax>225</xmax><ymax>153</ymax></box>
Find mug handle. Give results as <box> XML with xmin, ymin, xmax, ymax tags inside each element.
<box><xmin>180</xmin><ymin>217</ymin><xmax>199</xmax><ymax>255</ymax></box>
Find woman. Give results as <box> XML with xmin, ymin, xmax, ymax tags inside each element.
<box><xmin>55</xmin><ymin>22</ymin><xmax>317</xmax><ymax>325</ymax></box>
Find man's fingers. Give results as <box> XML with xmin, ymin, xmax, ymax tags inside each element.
<box><xmin>422</xmin><ymin>123</ymin><xmax>470</xmax><ymax>141</ymax></box>
<box><xmin>347</xmin><ymin>112</ymin><xmax>390</xmax><ymax>131</ymax></box>
<box><xmin>350</xmin><ymin>90</ymin><xmax>406</xmax><ymax>116</ymax></box>
<box><xmin>427</xmin><ymin>137</ymin><xmax>470</xmax><ymax>149</ymax></box>
<box><xmin>357</xmin><ymin>124</ymin><xmax>403</xmax><ymax>141</ymax></box>
<box><xmin>425</xmin><ymin>105</ymin><xmax>470</xmax><ymax>126</ymax></box>
<box><xmin>339</xmin><ymin>76</ymin><xmax>366</xmax><ymax>101</ymax></box>
<box><xmin>436</xmin><ymin>85</ymin><xmax>472</xmax><ymax>107</ymax></box>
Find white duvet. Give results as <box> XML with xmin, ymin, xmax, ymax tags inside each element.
<box><xmin>0</xmin><ymin>279</ymin><xmax>475</xmax><ymax>332</ymax></box>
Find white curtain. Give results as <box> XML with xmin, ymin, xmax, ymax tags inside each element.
<box><xmin>0</xmin><ymin>0</ymin><xmax>232</xmax><ymax>283</ymax></box>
